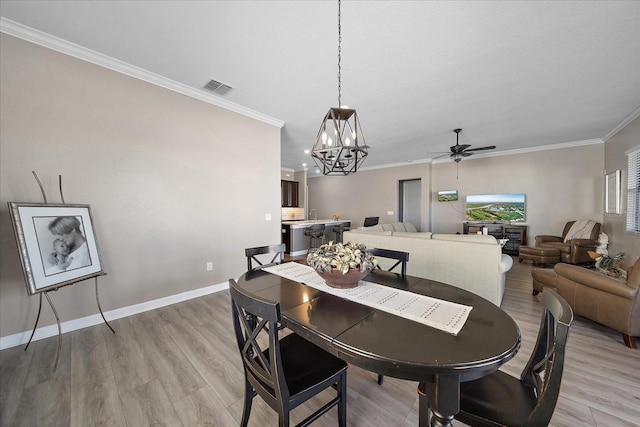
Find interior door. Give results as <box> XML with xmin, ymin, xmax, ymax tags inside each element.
<box><xmin>399</xmin><ymin>179</ymin><xmax>421</xmax><ymax>231</ymax></box>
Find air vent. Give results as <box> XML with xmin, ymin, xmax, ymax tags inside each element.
<box><xmin>204</xmin><ymin>79</ymin><xmax>233</xmax><ymax>96</ymax></box>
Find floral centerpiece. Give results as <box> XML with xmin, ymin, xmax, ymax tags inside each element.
<box><xmin>307</xmin><ymin>241</ymin><xmax>377</xmax><ymax>288</ymax></box>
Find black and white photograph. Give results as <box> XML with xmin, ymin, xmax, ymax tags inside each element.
<box><xmin>8</xmin><ymin>202</ymin><xmax>104</xmax><ymax>295</ymax></box>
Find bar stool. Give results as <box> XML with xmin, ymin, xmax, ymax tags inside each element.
<box><xmin>332</xmin><ymin>223</ymin><xmax>350</xmax><ymax>243</ymax></box>
<box><xmin>305</xmin><ymin>224</ymin><xmax>326</xmax><ymax>253</ymax></box>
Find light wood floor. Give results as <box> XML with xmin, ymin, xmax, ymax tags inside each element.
<box><xmin>1</xmin><ymin>258</ymin><xmax>639</xmax><ymax>427</ymax></box>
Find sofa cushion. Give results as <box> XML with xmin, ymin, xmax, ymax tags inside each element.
<box><xmin>404</xmin><ymin>222</ymin><xmax>418</xmax><ymax>232</ymax></box>
<box><xmin>364</xmin><ymin>224</ymin><xmax>384</xmax><ymax>231</ymax></box>
<box><xmin>347</xmin><ymin>229</ymin><xmax>393</xmax><ymax>236</ymax></box>
<box><xmin>431</xmin><ymin>234</ymin><xmax>498</xmax><ymax>245</ymax></box>
<box><xmin>393</xmin><ymin>231</ymin><xmax>432</xmax><ymax>239</ymax></box>
<box><xmin>381</xmin><ymin>223</ymin><xmax>394</xmax><ymax>231</ymax></box>
<box><xmin>391</xmin><ymin>222</ymin><xmax>407</xmax><ymax>232</ymax></box>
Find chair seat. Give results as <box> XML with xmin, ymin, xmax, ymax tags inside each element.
<box><xmin>457</xmin><ymin>370</ymin><xmax>538</xmax><ymax>427</ymax></box>
<box><xmin>269</xmin><ymin>334</ymin><xmax>347</xmax><ymax>401</ymax></box>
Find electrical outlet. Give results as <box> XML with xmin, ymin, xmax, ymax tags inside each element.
<box><xmin>387</xmin><ymin>211</ymin><xmax>394</xmax><ymax>215</ymax></box>
<box><xmin>206</xmin><ymin>262</ymin><xmax>213</xmax><ymax>271</ymax></box>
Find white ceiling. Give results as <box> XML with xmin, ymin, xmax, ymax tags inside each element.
<box><xmin>1</xmin><ymin>1</ymin><xmax>639</xmax><ymax>172</ymax></box>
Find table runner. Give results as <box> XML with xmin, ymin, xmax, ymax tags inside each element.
<box><xmin>262</xmin><ymin>262</ymin><xmax>472</xmax><ymax>335</ymax></box>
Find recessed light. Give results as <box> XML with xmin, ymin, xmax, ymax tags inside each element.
<box><xmin>304</xmin><ymin>149</ymin><xmax>310</xmax><ymax>154</ymax></box>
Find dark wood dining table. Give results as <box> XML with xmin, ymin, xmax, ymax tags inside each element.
<box><xmin>237</xmin><ymin>267</ymin><xmax>521</xmax><ymax>427</ymax></box>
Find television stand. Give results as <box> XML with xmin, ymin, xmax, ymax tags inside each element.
<box><xmin>463</xmin><ymin>222</ymin><xmax>527</xmax><ymax>255</ymax></box>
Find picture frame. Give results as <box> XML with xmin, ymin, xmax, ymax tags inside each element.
<box><xmin>437</xmin><ymin>190</ymin><xmax>458</xmax><ymax>202</ymax></box>
<box><xmin>605</xmin><ymin>170</ymin><xmax>621</xmax><ymax>215</ymax></box>
<box><xmin>8</xmin><ymin>202</ymin><xmax>104</xmax><ymax>295</ymax></box>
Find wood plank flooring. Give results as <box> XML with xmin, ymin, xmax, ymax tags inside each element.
<box><xmin>1</xmin><ymin>258</ymin><xmax>639</xmax><ymax>426</ymax></box>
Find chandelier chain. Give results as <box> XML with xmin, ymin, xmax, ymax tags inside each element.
<box><xmin>337</xmin><ymin>0</ymin><xmax>341</xmax><ymax>107</ymax></box>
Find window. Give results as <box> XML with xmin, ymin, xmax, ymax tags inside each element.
<box><xmin>627</xmin><ymin>146</ymin><xmax>640</xmax><ymax>233</ymax></box>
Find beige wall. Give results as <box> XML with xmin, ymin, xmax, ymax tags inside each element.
<box><xmin>310</xmin><ymin>143</ymin><xmax>606</xmax><ymax>248</ymax></box>
<box><xmin>431</xmin><ymin>143</ymin><xmax>605</xmax><ymax>240</ymax></box>
<box><xmin>603</xmin><ymin>116</ymin><xmax>640</xmax><ymax>269</ymax></box>
<box><xmin>0</xmin><ymin>35</ymin><xmax>282</xmax><ymax>339</ymax></box>
<box><xmin>308</xmin><ymin>163</ymin><xmax>432</xmax><ymax>231</ymax></box>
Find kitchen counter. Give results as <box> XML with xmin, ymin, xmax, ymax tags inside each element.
<box><xmin>281</xmin><ymin>219</ymin><xmax>351</xmax><ymax>255</ymax></box>
<box><xmin>282</xmin><ymin>219</ymin><xmax>351</xmax><ymax>228</ymax></box>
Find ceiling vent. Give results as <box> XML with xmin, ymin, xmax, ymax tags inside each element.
<box><xmin>204</xmin><ymin>79</ymin><xmax>233</xmax><ymax>96</ymax></box>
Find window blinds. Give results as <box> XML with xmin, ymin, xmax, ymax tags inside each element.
<box><xmin>627</xmin><ymin>146</ymin><xmax>640</xmax><ymax>233</ymax></box>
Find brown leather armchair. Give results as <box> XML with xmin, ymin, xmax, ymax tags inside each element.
<box><xmin>554</xmin><ymin>257</ymin><xmax>640</xmax><ymax>348</ymax></box>
<box><xmin>536</xmin><ymin>220</ymin><xmax>601</xmax><ymax>264</ymax></box>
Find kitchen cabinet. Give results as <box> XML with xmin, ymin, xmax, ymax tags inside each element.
<box><xmin>281</xmin><ymin>180</ymin><xmax>299</xmax><ymax>207</ymax></box>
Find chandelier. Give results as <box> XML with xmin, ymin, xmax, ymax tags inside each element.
<box><xmin>311</xmin><ymin>0</ymin><xmax>368</xmax><ymax>175</ymax></box>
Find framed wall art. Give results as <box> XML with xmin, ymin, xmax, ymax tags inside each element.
<box><xmin>8</xmin><ymin>202</ymin><xmax>104</xmax><ymax>295</ymax></box>
<box><xmin>605</xmin><ymin>170</ymin><xmax>621</xmax><ymax>215</ymax></box>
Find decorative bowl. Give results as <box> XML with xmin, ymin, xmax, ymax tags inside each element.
<box><xmin>319</xmin><ymin>267</ymin><xmax>370</xmax><ymax>289</ymax></box>
<box><xmin>307</xmin><ymin>241</ymin><xmax>377</xmax><ymax>289</ymax></box>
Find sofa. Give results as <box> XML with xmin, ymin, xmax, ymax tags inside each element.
<box><xmin>343</xmin><ymin>223</ymin><xmax>513</xmax><ymax>306</ymax></box>
<box><xmin>532</xmin><ymin>257</ymin><xmax>639</xmax><ymax>348</ymax></box>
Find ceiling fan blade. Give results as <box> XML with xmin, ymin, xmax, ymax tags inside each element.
<box><xmin>460</xmin><ymin>152</ymin><xmax>473</xmax><ymax>157</ymax></box>
<box><xmin>450</xmin><ymin>144</ymin><xmax>471</xmax><ymax>153</ymax></box>
<box><xmin>430</xmin><ymin>153</ymin><xmax>451</xmax><ymax>159</ymax></box>
<box><xmin>463</xmin><ymin>145</ymin><xmax>496</xmax><ymax>152</ymax></box>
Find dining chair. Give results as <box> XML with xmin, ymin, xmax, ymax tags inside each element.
<box><xmin>229</xmin><ymin>278</ymin><xmax>348</xmax><ymax>427</ymax></box>
<box><xmin>363</xmin><ymin>216</ymin><xmax>379</xmax><ymax>227</ymax></box>
<box><xmin>245</xmin><ymin>243</ymin><xmax>286</xmax><ymax>271</ymax></box>
<box><xmin>417</xmin><ymin>289</ymin><xmax>573</xmax><ymax>427</ymax></box>
<box><xmin>368</xmin><ymin>248</ymin><xmax>410</xmax><ymax>278</ymax></box>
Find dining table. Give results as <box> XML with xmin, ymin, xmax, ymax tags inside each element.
<box><xmin>236</xmin><ymin>264</ymin><xmax>521</xmax><ymax>427</ymax></box>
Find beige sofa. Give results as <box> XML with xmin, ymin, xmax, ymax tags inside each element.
<box><xmin>344</xmin><ymin>225</ymin><xmax>513</xmax><ymax>306</ymax></box>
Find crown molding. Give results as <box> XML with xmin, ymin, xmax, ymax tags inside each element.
<box><xmin>429</xmin><ymin>138</ymin><xmax>604</xmax><ymax>164</ymax></box>
<box><xmin>307</xmin><ymin>138</ymin><xmax>604</xmax><ymax>176</ymax></box>
<box><xmin>0</xmin><ymin>17</ymin><xmax>285</xmax><ymax>129</ymax></box>
<box><xmin>603</xmin><ymin>105</ymin><xmax>640</xmax><ymax>142</ymax></box>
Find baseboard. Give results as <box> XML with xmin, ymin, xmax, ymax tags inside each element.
<box><xmin>0</xmin><ymin>280</ymin><xmax>230</xmax><ymax>351</ymax></box>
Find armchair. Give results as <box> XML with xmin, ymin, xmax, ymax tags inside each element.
<box><xmin>536</xmin><ymin>220</ymin><xmax>601</xmax><ymax>265</ymax></box>
<box><xmin>554</xmin><ymin>257</ymin><xmax>639</xmax><ymax>348</ymax></box>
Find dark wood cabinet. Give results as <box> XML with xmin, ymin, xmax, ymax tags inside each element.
<box><xmin>281</xmin><ymin>224</ymin><xmax>291</xmax><ymax>253</ymax></box>
<box><xmin>463</xmin><ymin>222</ymin><xmax>527</xmax><ymax>255</ymax></box>
<box><xmin>281</xmin><ymin>180</ymin><xmax>299</xmax><ymax>207</ymax></box>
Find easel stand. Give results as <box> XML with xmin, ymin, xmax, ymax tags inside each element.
<box><xmin>24</xmin><ymin>274</ymin><xmax>115</xmax><ymax>370</ymax></box>
<box><xmin>24</xmin><ymin>172</ymin><xmax>115</xmax><ymax>371</ymax></box>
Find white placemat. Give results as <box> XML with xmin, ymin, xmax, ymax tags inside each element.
<box><xmin>262</xmin><ymin>262</ymin><xmax>472</xmax><ymax>335</ymax></box>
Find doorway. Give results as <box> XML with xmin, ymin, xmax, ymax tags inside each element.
<box><xmin>399</xmin><ymin>179</ymin><xmax>421</xmax><ymax>231</ymax></box>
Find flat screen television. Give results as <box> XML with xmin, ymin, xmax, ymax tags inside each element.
<box><xmin>437</xmin><ymin>190</ymin><xmax>458</xmax><ymax>202</ymax></box>
<box><xmin>466</xmin><ymin>193</ymin><xmax>526</xmax><ymax>222</ymax></box>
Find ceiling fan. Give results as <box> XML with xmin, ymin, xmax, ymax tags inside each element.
<box><xmin>432</xmin><ymin>129</ymin><xmax>496</xmax><ymax>163</ymax></box>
